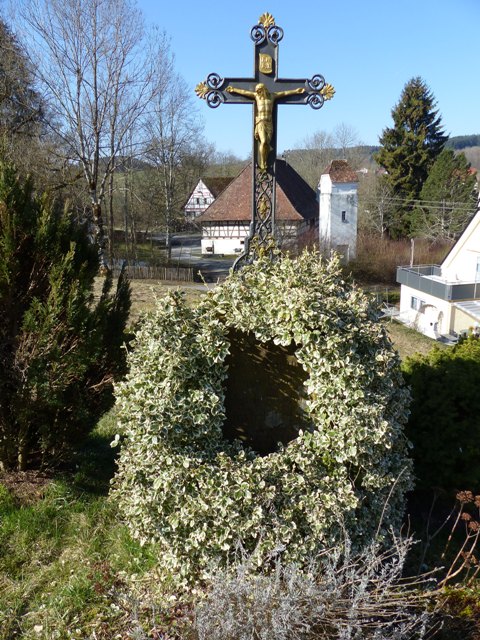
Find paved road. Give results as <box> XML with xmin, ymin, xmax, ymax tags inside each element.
<box><xmin>168</xmin><ymin>233</ymin><xmax>235</xmax><ymax>281</ymax></box>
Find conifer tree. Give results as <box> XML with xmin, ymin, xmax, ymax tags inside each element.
<box><xmin>375</xmin><ymin>77</ymin><xmax>447</xmax><ymax>237</ymax></box>
<box><xmin>0</xmin><ymin>19</ymin><xmax>50</xmax><ymax>181</ymax></box>
<box><xmin>412</xmin><ymin>149</ymin><xmax>478</xmax><ymax>240</ymax></box>
<box><xmin>0</xmin><ymin>19</ymin><xmax>44</xmax><ymax>138</ymax></box>
<box><xmin>0</xmin><ymin>163</ymin><xmax>130</xmax><ymax>471</ymax></box>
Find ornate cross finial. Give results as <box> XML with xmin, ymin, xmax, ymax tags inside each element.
<box><xmin>258</xmin><ymin>12</ymin><xmax>275</xmax><ymax>28</ymax></box>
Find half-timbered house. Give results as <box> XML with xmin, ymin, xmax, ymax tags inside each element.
<box><xmin>184</xmin><ymin>177</ymin><xmax>234</xmax><ymax>221</ymax></box>
<box><xmin>196</xmin><ymin>160</ymin><xmax>318</xmax><ymax>255</ymax></box>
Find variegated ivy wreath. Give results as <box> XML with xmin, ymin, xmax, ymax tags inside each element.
<box><xmin>111</xmin><ymin>250</ymin><xmax>412</xmax><ymax>588</ymax></box>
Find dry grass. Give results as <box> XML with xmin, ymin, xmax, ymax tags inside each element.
<box><xmin>385</xmin><ymin>319</ymin><xmax>446</xmax><ymax>360</ymax></box>
<box><xmin>95</xmin><ymin>278</ymin><xmax>210</xmax><ymax>324</ymax></box>
<box><xmin>0</xmin><ymin>470</ymin><xmax>51</xmax><ymax>505</ymax></box>
<box><xmin>127</xmin><ymin>280</ymin><xmax>209</xmax><ymax>322</ymax></box>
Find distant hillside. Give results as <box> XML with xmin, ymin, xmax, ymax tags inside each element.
<box><xmin>446</xmin><ymin>135</ymin><xmax>480</xmax><ymax>150</ymax></box>
<box><xmin>205</xmin><ymin>159</ymin><xmax>248</xmax><ymax>179</ymax></box>
<box><xmin>114</xmin><ymin>157</ymin><xmax>153</xmax><ymax>172</ymax></box>
<box><xmin>162</xmin><ymin>135</ymin><xmax>480</xmax><ymax>189</ymax></box>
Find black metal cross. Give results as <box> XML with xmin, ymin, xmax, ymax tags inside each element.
<box><xmin>195</xmin><ymin>12</ymin><xmax>334</xmax><ymax>268</ymax></box>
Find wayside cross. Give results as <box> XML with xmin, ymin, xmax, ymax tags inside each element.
<box><xmin>196</xmin><ymin>12</ymin><xmax>334</xmax><ymax>269</ymax></box>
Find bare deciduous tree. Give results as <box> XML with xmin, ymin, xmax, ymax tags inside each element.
<box><xmin>17</xmin><ymin>0</ymin><xmax>154</xmax><ymax>268</ymax></box>
<box><xmin>143</xmin><ymin>38</ymin><xmax>208</xmax><ymax>258</ymax></box>
<box><xmin>284</xmin><ymin>129</ymin><xmax>335</xmax><ymax>188</ymax></box>
<box><xmin>333</xmin><ymin>122</ymin><xmax>364</xmax><ymax>169</ymax></box>
<box><xmin>358</xmin><ymin>171</ymin><xmax>395</xmax><ymax>236</ymax></box>
<box><xmin>287</xmin><ymin>123</ymin><xmax>366</xmax><ymax>188</ymax></box>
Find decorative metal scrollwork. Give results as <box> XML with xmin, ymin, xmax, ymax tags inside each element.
<box><xmin>254</xmin><ymin>169</ymin><xmax>274</xmax><ymax>249</ymax></box>
<box><xmin>307</xmin><ymin>74</ymin><xmax>326</xmax><ymax>92</ymax></box>
<box><xmin>195</xmin><ymin>74</ymin><xmax>226</xmax><ymax>109</ymax></box>
<box><xmin>251</xmin><ymin>18</ymin><xmax>283</xmax><ymax>46</ymax></box>
<box><xmin>305</xmin><ymin>75</ymin><xmax>333</xmax><ymax>110</ymax></box>
<box><xmin>206</xmin><ymin>92</ymin><xmax>223</xmax><ymax>108</ymax></box>
<box><xmin>206</xmin><ymin>73</ymin><xmax>225</xmax><ymax>90</ymax></box>
<box><xmin>232</xmin><ymin>237</ymin><xmax>253</xmax><ymax>270</ymax></box>
<box><xmin>267</xmin><ymin>25</ymin><xmax>284</xmax><ymax>45</ymax></box>
<box><xmin>255</xmin><ymin>171</ymin><xmax>273</xmax><ymax>222</ymax></box>
<box><xmin>251</xmin><ymin>24</ymin><xmax>266</xmax><ymax>44</ymax></box>
<box><xmin>307</xmin><ymin>93</ymin><xmax>325</xmax><ymax>110</ymax></box>
<box><xmin>233</xmin><ymin>168</ymin><xmax>275</xmax><ymax>271</ymax></box>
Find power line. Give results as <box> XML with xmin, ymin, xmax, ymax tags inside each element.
<box><xmin>363</xmin><ymin>195</ymin><xmax>478</xmax><ymax>214</ymax></box>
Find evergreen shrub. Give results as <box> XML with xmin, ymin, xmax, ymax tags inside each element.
<box><xmin>0</xmin><ymin>163</ymin><xmax>130</xmax><ymax>470</ymax></box>
<box><xmin>403</xmin><ymin>336</ymin><xmax>480</xmax><ymax>490</ymax></box>
<box><xmin>111</xmin><ymin>250</ymin><xmax>412</xmax><ymax>588</ymax></box>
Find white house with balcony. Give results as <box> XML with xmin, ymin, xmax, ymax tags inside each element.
<box><xmin>397</xmin><ymin>202</ymin><xmax>480</xmax><ymax>340</ymax></box>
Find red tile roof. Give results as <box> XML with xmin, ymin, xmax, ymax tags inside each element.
<box><xmin>197</xmin><ymin>160</ymin><xmax>317</xmax><ymax>223</ymax></box>
<box><xmin>322</xmin><ymin>160</ymin><xmax>359</xmax><ymax>183</ymax></box>
<box><xmin>202</xmin><ymin>176</ymin><xmax>235</xmax><ymax>198</ymax></box>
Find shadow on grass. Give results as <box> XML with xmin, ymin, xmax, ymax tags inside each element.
<box><xmin>70</xmin><ymin>433</ymin><xmax>119</xmax><ymax>496</ymax></box>
<box><xmin>63</xmin><ymin>410</ymin><xmax>120</xmax><ymax>496</ymax></box>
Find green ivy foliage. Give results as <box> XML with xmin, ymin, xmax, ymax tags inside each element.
<box><xmin>111</xmin><ymin>251</ymin><xmax>412</xmax><ymax>588</ymax></box>
<box><xmin>403</xmin><ymin>336</ymin><xmax>480</xmax><ymax>490</ymax></box>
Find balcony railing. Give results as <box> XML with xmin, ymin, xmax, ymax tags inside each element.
<box><xmin>397</xmin><ymin>265</ymin><xmax>480</xmax><ymax>301</ymax></box>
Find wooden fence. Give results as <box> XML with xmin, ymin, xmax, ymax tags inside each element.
<box><xmin>113</xmin><ymin>264</ymin><xmax>194</xmax><ymax>282</ymax></box>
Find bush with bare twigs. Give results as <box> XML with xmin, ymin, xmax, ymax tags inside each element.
<box><xmin>349</xmin><ymin>234</ymin><xmax>451</xmax><ymax>285</ymax></box>
<box><xmin>195</xmin><ymin>535</ymin><xmax>438</xmax><ymax>640</ymax></box>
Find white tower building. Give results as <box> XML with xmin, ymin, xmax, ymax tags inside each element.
<box><xmin>318</xmin><ymin>160</ymin><xmax>359</xmax><ymax>261</ymax></box>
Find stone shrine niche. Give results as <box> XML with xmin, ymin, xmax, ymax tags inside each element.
<box><xmin>111</xmin><ymin>251</ymin><xmax>413</xmax><ymax>583</ymax></box>
<box><xmin>222</xmin><ymin>328</ymin><xmax>310</xmax><ymax>454</ymax></box>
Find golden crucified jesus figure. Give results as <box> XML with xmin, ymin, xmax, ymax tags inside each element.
<box><xmin>226</xmin><ymin>83</ymin><xmax>305</xmax><ymax>170</ymax></box>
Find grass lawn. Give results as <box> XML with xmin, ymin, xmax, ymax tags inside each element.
<box><xmin>0</xmin><ymin>414</ymin><xmax>189</xmax><ymax>640</ymax></box>
<box><xmin>384</xmin><ymin>319</ymin><xmax>447</xmax><ymax>360</ymax></box>
<box><xmin>127</xmin><ymin>280</ymin><xmax>208</xmax><ymax>322</ymax></box>
<box><xmin>95</xmin><ymin>277</ymin><xmax>210</xmax><ymax>324</ymax></box>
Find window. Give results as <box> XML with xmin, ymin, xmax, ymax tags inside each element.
<box><xmin>411</xmin><ymin>296</ymin><xmax>425</xmax><ymax>312</ymax></box>
<box><xmin>341</xmin><ymin>210</ymin><xmax>347</xmax><ymax>223</ymax></box>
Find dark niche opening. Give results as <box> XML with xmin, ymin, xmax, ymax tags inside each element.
<box><xmin>222</xmin><ymin>329</ymin><xmax>311</xmax><ymax>455</ymax></box>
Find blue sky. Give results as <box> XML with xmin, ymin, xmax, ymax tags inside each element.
<box><xmin>141</xmin><ymin>0</ymin><xmax>477</xmax><ymax>159</ymax></box>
